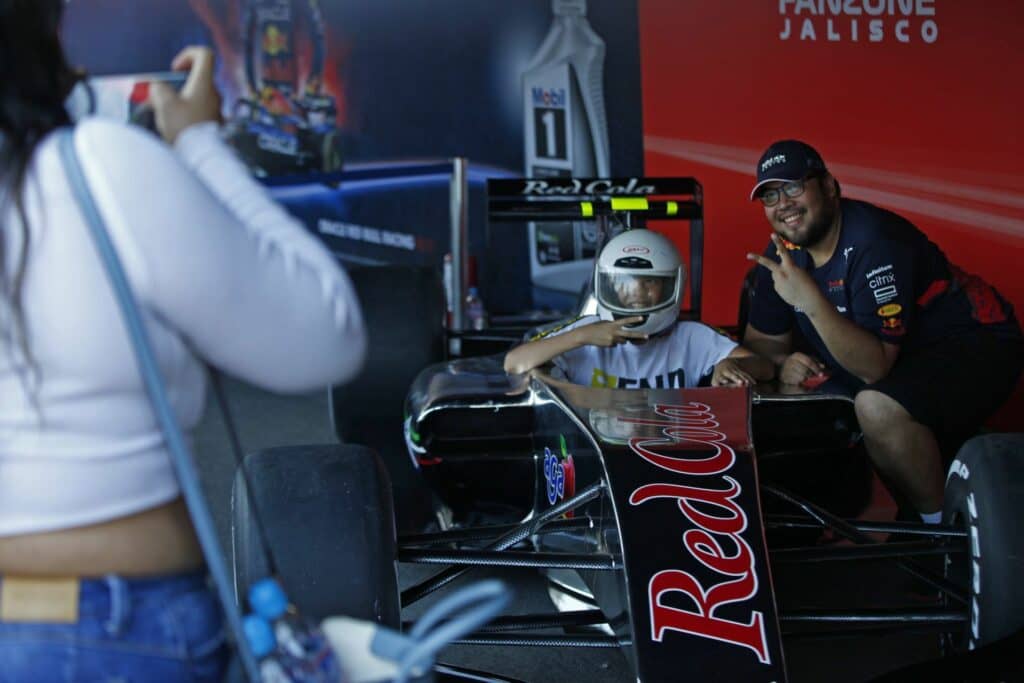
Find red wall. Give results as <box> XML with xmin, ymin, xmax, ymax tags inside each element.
<box><xmin>640</xmin><ymin>0</ymin><xmax>1023</xmax><ymax>324</ymax></box>
<box><xmin>639</xmin><ymin>0</ymin><xmax>1024</xmax><ymax>427</ymax></box>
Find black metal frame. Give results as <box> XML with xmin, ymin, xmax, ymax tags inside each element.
<box><xmin>396</xmin><ymin>476</ymin><xmax>973</xmax><ymax>648</ymax></box>
<box><xmin>400</xmin><ymin>482</ymin><xmax>605</xmax><ymax>606</ymax></box>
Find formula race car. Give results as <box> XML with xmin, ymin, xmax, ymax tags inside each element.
<box><xmin>229</xmin><ymin>177</ymin><xmax>1024</xmax><ymax>681</ymax></box>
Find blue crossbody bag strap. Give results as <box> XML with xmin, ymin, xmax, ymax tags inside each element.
<box><xmin>57</xmin><ymin>128</ymin><xmax>260</xmax><ymax>681</ymax></box>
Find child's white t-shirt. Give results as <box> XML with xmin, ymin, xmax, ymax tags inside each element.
<box><xmin>544</xmin><ymin>315</ymin><xmax>737</xmax><ymax>389</ymax></box>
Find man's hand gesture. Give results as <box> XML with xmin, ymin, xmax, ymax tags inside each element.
<box><xmin>746</xmin><ymin>234</ymin><xmax>822</xmax><ymax>313</ymax></box>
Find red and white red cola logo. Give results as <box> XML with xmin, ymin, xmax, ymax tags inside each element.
<box><xmin>621</xmin><ymin>402</ymin><xmax>771</xmax><ymax>664</ymax></box>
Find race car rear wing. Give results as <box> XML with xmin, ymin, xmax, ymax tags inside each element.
<box><xmin>487</xmin><ymin>177</ymin><xmax>702</xmax><ymax>220</ymax></box>
<box><xmin>486</xmin><ymin>176</ymin><xmax>705</xmax><ymax>321</ymax></box>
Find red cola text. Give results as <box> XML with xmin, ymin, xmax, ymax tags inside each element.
<box><xmin>621</xmin><ymin>402</ymin><xmax>771</xmax><ymax>664</ymax></box>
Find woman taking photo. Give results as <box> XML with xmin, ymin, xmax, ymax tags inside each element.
<box><xmin>0</xmin><ymin>1</ymin><xmax>366</xmax><ymax>679</ymax></box>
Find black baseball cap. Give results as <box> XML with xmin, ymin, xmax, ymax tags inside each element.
<box><xmin>749</xmin><ymin>140</ymin><xmax>827</xmax><ymax>200</ymax></box>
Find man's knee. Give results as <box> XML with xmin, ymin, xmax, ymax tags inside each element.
<box><xmin>854</xmin><ymin>389</ymin><xmax>912</xmax><ymax>436</ymax></box>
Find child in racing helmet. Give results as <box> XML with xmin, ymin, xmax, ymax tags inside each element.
<box><xmin>504</xmin><ymin>230</ymin><xmax>774</xmax><ymax>389</ymax></box>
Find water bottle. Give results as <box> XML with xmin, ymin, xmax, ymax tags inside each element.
<box><xmin>248</xmin><ymin>578</ymin><xmax>346</xmax><ymax>682</ymax></box>
<box><xmin>465</xmin><ymin>287</ymin><xmax>488</xmax><ymax>331</ymax></box>
<box><xmin>243</xmin><ymin>614</ymin><xmax>292</xmax><ymax>683</ymax></box>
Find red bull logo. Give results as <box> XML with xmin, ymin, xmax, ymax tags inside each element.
<box><xmin>262</xmin><ymin>24</ymin><xmax>291</xmax><ymax>56</ymax></box>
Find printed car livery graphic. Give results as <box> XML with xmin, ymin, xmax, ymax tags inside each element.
<box><xmin>518</xmin><ymin>177</ymin><xmax>658</xmax><ymax>196</ymax></box>
<box><xmin>622</xmin><ymin>402</ymin><xmax>770</xmax><ymax>663</ymax></box>
<box><xmin>542</xmin><ymin>435</ymin><xmax>576</xmax><ymax>513</ymax></box>
<box><xmin>583</xmin><ymin>387</ymin><xmax>784</xmax><ymax>680</ymax></box>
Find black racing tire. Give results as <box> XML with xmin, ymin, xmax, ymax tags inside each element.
<box><xmin>320</xmin><ymin>130</ymin><xmax>343</xmax><ymax>173</ymax></box>
<box><xmin>231</xmin><ymin>444</ymin><xmax>400</xmax><ymax>627</ymax></box>
<box><xmin>942</xmin><ymin>433</ymin><xmax>1024</xmax><ymax>649</ymax></box>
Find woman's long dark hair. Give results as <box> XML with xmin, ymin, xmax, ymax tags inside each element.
<box><xmin>1</xmin><ymin>0</ymin><xmax>77</xmax><ymax>358</ymax></box>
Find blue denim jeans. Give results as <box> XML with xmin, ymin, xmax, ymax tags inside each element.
<box><xmin>0</xmin><ymin>571</ymin><xmax>228</xmax><ymax>683</ymax></box>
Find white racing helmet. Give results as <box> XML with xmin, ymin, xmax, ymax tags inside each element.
<box><xmin>594</xmin><ymin>230</ymin><xmax>684</xmax><ymax>336</ymax></box>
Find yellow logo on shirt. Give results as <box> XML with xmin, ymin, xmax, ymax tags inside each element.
<box><xmin>590</xmin><ymin>368</ymin><xmax>619</xmax><ymax>388</ymax></box>
<box><xmin>589</xmin><ymin>367</ymin><xmax>687</xmax><ymax>389</ymax></box>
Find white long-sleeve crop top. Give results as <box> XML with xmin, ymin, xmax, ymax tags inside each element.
<box><xmin>0</xmin><ymin>119</ymin><xmax>366</xmax><ymax>536</ymax></box>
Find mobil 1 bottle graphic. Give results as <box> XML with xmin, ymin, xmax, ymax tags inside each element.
<box><xmin>523</xmin><ymin>0</ymin><xmax>610</xmax><ymax>306</ymax></box>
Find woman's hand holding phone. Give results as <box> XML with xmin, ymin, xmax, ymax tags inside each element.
<box><xmin>149</xmin><ymin>46</ymin><xmax>223</xmax><ymax>145</ymax></box>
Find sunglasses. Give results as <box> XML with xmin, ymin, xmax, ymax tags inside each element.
<box><xmin>758</xmin><ymin>176</ymin><xmax>817</xmax><ymax>207</ymax></box>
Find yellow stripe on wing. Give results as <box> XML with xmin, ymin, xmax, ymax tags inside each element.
<box><xmin>610</xmin><ymin>197</ymin><xmax>649</xmax><ymax>211</ymax></box>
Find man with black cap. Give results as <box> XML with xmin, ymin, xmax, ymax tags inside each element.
<box><xmin>743</xmin><ymin>139</ymin><xmax>1023</xmax><ymax>524</ymax></box>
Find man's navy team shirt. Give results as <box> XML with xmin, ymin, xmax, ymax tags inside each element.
<box><xmin>748</xmin><ymin>198</ymin><xmax>1019</xmax><ymax>387</ymax></box>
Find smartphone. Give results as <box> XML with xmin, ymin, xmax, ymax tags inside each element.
<box><xmin>87</xmin><ymin>71</ymin><xmax>187</xmax><ymax>131</ymax></box>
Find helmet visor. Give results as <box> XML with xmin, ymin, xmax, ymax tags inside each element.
<box><xmin>597</xmin><ymin>272</ymin><xmax>677</xmax><ymax>314</ymax></box>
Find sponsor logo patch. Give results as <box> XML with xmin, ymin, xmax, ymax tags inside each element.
<box><xmin>869</xmin><ymin>271</ymin><xmax>895</xmax><ymax>289</ymax></box>
<box><xmin>877</xmin><ymin>303</ymin><xmax>902</xmax><ymax>317</ymax></box>
<box><xmin>873</xmin><ymin>285</ymin><xmax>898</xmax><ymax>304</ymax></box>
<box><xmin>623</xmin><ymin>245</ymin><xmax>650</xmax><ymax>254</ymax></box>
<box><xmin>880</xmin><ymin>317</ymin><xmax>905</xmax><ymax>336</ymax></box>
<box><xmin>866</xmin><ymin>264</ymin><xmax>893</xmax><ymax>280</ymax></box>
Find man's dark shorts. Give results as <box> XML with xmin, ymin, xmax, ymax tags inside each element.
<box><xmin>864</xmin><ymin>328</ymin><xmax>1024</xmax><ymax>458</ymax></box>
